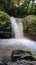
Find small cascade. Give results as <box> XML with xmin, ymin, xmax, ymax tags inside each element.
<box><xmin>16</xmin><ymin>18</ymin><xmax>24</xmax><ymax>37</ymax></box>
<box><xmin>10</xmin><ymin>17</ymin><xmax>23</xmax><ymax>38</ymax></box>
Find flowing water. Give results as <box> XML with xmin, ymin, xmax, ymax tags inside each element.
<box><xmin>0</xmin><ymin>17</ymin><xmax>36</xmax><ymax>65</ymax></box>
<box><xmin>10</xmin><ymin>17</ymin><xmax>23</xmax><ymax>38</ymax></box>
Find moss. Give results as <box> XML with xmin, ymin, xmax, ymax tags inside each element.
<box><xmin>0</xmin><ymin>11</ymin><xmax>12</xmax><ymax>38</ymax></box>
<box><xmin>22</xmin><ymin>15</ymin><xmax>36</xmax><ymax>41</ymax></box>
<box><xmin>11</xmin><ymin>50</ymin><xmax>36</xmax><ymax>62</ymax></box>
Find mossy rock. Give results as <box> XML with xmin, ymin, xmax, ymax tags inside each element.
<box><xmin>11</xmin><ymin>50</ymin><xmax>36</xmax><ymax>62</ymax></box>
<box><xmin>22</xmin><ymin>15</ymin><xmax>36</xmax><ymax>41</ymax></box>
<box><xmin>0</xmin><ymin>11</ymin><xmax>12</xmax><ymax>38</ymax></box>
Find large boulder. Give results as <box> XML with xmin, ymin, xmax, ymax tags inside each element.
<box><xmin>0</xmin><ymin>11</ymin><xmax>12</xmax><ymax>38</ymax></box>
<box><xmin>11</xmin><ymin>50</ymin><xmax>36</xmax><ymax>62</ymax></box>
<box><xmin>22</xmin><ymin>15</ymin><xmax>36</xmax><ymax>41</ymax></box>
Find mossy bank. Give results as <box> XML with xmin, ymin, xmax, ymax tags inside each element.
<box><xmin>0</xmin><ymin>11</ymin><xmax>12</xmax><ymax>38</ymax></box>
<box><xmin>22</xmin><ymin>15</ymin><xmax>36</xmax><ymax>41</ymax></box>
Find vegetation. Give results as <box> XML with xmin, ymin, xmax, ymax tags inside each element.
<box><xmin>0</xmin><ymin>11</ymin><xmax>12</xmax><ymax>38</ymax></box>
<box><xmin>0</xmin><ymin>0</ymin><xmax>36</xmax><ymax>17</ymax></box>
<box><xmin>11</xmin><ymin>50</ymin><xmax>36</xmax><ymax>62</ymax></box>
<box><xmin>0</xmin><ymin>0</ymin><xmax>36</xmax><ymax>39</ymax></box>
<box><xmin>22</xmin><ymin>15</ymin><xmax>36</xmax><ymax>41</ymax></box>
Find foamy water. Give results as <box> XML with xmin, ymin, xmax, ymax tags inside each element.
<box><xmin>10</xmin><ymin>17</ymin><xmax>23</xmax><ymax>38</ymax></box>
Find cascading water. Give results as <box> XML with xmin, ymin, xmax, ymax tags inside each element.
<box><xmin>16</xmin><ymin>18</ymin><xmax>24</xmax><ymax>37</ymax></box>
<box><xmin>0</xmin><ymin>17</ymin><xmax>36</xmax><ymax>62</ymax></box>
<box><xmin>10</xmin><ymin>17</ymin><xmax>23</xmax><ymax>38</ymax></box>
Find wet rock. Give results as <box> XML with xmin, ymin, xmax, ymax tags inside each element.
<box><xmin>0</xmin><ymin>61</ymin><xmax>5</xmax><ymax>65</ymax></box>
<box><xmin>7</xmin><ymin>60</ymin><xmax>36</xmax><ymax>65</ymax></box>
<box><xmin>11</xmin><ymin>50</ymin><xmax>36</xmax><ymax>62</ymax></box>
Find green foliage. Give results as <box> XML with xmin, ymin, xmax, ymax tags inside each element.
<box><xmin>0</xmin><ymin>11</ymin><xmax>12</xmax><ymax>38</ymax></box>
<box><xmin>0</xmin><ymin>0</ymin><xmax>36</xmax><ymax>17</ymax></box>
<box><xmin>13</xmin><ymin>49</ymin><xmax>33</xmax><ymax>56</ymax></box>
<box><xmin>22</xmin><ymin>15</ymin><xmax>36</xmax><ymax>41</ymax></box>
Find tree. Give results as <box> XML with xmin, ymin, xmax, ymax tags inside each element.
<box><xmin>0</xmin><ymin>0</ymin><xmax>36</xmax><ymax>17</ymax></box>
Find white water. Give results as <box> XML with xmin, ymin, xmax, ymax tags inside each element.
<box><xmin>0</xmin><ymin>39</ymin><xmax>36</xmax><ymax>59</ymax></box>
<box><xmin>16</xmin><ymin>18</ymin><xmax>23</xmax><ymax>37</ymax></box>
<box><xmin>10</xmin><ymin>17</ymin><xmax>23</xmax><ymax>38</ymax></box>
<box><xmin>0</xmin><ymin>17</ymin><xmax>36</xmax><ymax>60</ymax></box>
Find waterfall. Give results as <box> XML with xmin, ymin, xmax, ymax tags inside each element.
<box><xmin>16</xmin><ymin>18</ymin><xmax>24</xmax><ymax>37</ymax></box>
<box><xmin>10</xmin><ymin>17</ymin><xmax>23</xmax><ymax>38</ymax></box>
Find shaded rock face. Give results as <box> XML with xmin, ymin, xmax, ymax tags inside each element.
<box><xmin>0</xmin><ymin>11</ymin><xmax>12</xmax><ymax>38</ymax></box>
<box><xmin>11</xmin><ymin>50</ymin><xmax>36</xmax><ymax>62</ymax></box>
<box><xmin>22</xmin><ymin>15</ymin><xmax>36</xmax><ymax>41</ymax></box>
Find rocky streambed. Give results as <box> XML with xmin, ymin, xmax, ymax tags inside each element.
<box><xmin>8</xmin><ymin>61</ymin><xmax>36</xmax><ymax>65</ymax></box>
<box><xmin>0</xmin><ymin>60</ymin><xmax>36</xmax><ymax>65</ymax></box>
<box><xmin>0</xmin><ymin>49</ymin><xmax>36</xmax><ymax>65</ymax></box>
